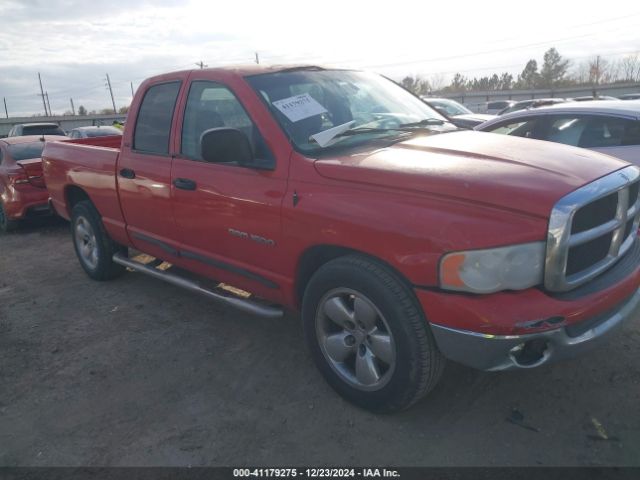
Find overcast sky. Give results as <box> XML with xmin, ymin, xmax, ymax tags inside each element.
<box><xmin>1</xmin><ymin>0</ymin><xmax>639</xmax><ymax>117</ymax></box>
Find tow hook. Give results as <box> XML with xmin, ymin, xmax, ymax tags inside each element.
<box><xmin>510</xmin><ymin>339</ymin><xmax>550</xmax><ymax>367</ymax></box>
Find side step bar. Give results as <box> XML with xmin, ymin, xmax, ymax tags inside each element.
<box><xmin>112</xmin><ymin>253</ymin><xmax>284</xmax><ymax>319</ymax></box>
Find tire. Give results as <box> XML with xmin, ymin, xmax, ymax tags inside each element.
<box><xmin>302</xmin><ymin>255</ymin><xmax>445</xmax><ymax>413</ymax></box>
<box><xmin>71</xmin><ymin>200</ymin><xmax>126</xmax><ymax>281</ymax></box>
<box><xmin>0</xmin><ymin>201</ymin><xmax>20</xmax><ymax>233</ymax></box>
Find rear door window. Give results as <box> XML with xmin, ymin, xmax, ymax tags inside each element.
<box><xmin>578</xmin><ymin>117</ymin><xmax>640</xmax><ymax>148</ymax></box>
<box><xmin>536</xmin><ymin>115</ymin><xmax>640</xmax><ymax>148</ymax></box>
<box><xmin>133</xmin><ymin>82</ymin><xmax>181</xmax><ymax>154</ymax></box>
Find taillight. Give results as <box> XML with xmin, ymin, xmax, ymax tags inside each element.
<box><xmin>8</xmin><ymin>171</ymin><xmax>45</xmax><ymax>189</ymax></box>
<box><xmin>8</xmin><ymin>172</ymin><xmax>30</xmax><ymax>186</ymax></box>
<box><xmin>27</xmin><ymin>175</ymin><xmax>46</xmax><ymax>188</ymax></box>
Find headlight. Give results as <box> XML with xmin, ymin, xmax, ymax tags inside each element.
<box><xmin>439</xmin><ymin>242</ymin><xmax>545</xmax><ymax>294</ymax></box>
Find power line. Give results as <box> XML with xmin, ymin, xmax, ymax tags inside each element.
<box><xmin>413</xmin><ymin>49</ymin><xmax>640</xmax><ymax>78</ymax></box>
<box><xmin>360</xmin><ymin>32</ymin><xmax>621</xmax><ymax>70</ymax></box>
<box><xmin>257</xmin><ymin>14</ymin><xmax>640</xmax><ymax>69</ymax></box>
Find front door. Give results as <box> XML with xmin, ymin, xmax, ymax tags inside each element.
<box><xmin>170</xmin><ymin>79</ymin><xmax>289</xmax><ymax>300</ymax></box>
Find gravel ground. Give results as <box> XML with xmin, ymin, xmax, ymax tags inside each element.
<box><xmin>1</xmin><ymin>218</ymin><xmax>639</xmax><ymax>467</ymax></box>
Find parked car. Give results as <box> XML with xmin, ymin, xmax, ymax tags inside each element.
<box><xmin>43</xmin><ymin>65</ymin><xmax>640</xmax><ymax>412</ymax></box>
<box><xmin>0</xmin><ymin>135</ymin><xmax>66</xmax><ymax>231</ymax></box>
<box><xmin>485</xmin><ymin>100</ymin><xmax>516</xmax><ymax>114</ymax></box>
<box><xmin>475</xmin><ymin>101</ymin><xmax>640</xmax><ymax>164</ymax></box>
<box><xmin>497</xmin><ymin>98</ymin><xmax>568</xmax><ymax>115</ymax></box>
<box><xmin>68</xmin><ymin>126</ymin><xmax>123</xmax><ymax>139</ymax></box>
<box><xmin>8</xmin><ymin>123</ymin><xmax>66</xmax><ymax>137</ymax></box>
<box><xmin>619</xmin><ymin>93</ymin><xmax>640</xmax><ymax>100</ymax></box>
<box><xmin>572</xmin><ymin>95</ymin><xmax>619</xmax><ymax>102</ymax></box>
<box><xmin>422</xmin><ymin>97</ymin><xmax>495</xmax><ymax>128</ymax></box>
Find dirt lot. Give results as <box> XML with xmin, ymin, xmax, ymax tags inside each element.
<box><xmin>1</xmin><ymin>218</ymin><xmax>639</xmax><ymax>467</ymax></box>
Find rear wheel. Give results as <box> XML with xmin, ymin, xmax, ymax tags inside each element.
<box><xmin>71</xmin><ymin>200</ymin><xmax>126</xmax><ymax>280</ymax></box>
<box><xmin>302</xmin><ymin>255</ymin><xmax>445</xmax><ymax>413</ymax></box>
<box><xmin>0</xmin><ymin>201</ymin><xmax>19</xmax><ymax>233</ymax></box>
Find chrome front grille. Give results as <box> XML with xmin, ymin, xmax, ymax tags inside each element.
<box><xmin>545</xmin><ymin>166</ymin><xmax>640</xmax><ymax>292</ymax></box>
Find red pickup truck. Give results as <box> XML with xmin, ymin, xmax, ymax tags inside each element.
<box><xmin>43</xmin><ymin>65</ymin><xmax>640</xmax><ymax>412</ymax></box>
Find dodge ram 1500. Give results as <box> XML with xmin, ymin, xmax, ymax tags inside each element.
<box><xmin>43</xmin><ymin>65</ymin><xmax>640</xmax><ymax>412</ymax></box>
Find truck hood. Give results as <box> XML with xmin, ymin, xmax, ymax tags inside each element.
<box><xmin>313</xmin><ymin>130</ymin><xmax>629</xmax><ymax>218</ymax></box>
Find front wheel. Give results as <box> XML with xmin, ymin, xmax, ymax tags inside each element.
<box><xmin>71</xmin><ymin>200</ymin><xmax>126</xmax><ymax>281</ymax></box>
<box><xmin>302</xmin><ymin>255</ymin><xmax>445</xmax><ymax>413</ymax></box>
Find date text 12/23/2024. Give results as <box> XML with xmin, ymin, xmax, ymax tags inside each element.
<box><xmin>233</xmin><ymin>469</ymin><xmax>400</xmax><ymax>478</ymax></box>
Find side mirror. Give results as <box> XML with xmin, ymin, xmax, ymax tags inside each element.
<box><xmin>200</xmin><ymin>128</ymin><xmax>254</xmax><ymax>165</ymax></box>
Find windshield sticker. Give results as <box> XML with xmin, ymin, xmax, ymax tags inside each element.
<box><xmin>272</xmin><ymin>93</ymin><xmax>327</xmax><ymax>122</ymax></box>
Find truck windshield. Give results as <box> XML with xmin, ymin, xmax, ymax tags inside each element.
<box><xmin>246</xmin><ymin>69</ymin><xmax>452</xmax><ymax>154</ymax></box>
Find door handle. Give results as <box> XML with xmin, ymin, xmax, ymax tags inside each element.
<box><xmin>173</xmin><ymin>178</ymin><xmax>197</xmax><ymax>191</ymax></box>
<box><xmin>120</xmin><ymin>168</ymin><xmax>136</xmax><ymax>179</ymax></box>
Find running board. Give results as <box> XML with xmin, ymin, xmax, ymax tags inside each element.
<box><xmin>112</xmin><ymin>252</ymin><xmax>283</xmax><ymax>319</ymax></box>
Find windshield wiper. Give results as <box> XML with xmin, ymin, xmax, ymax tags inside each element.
<box><xmin>399</xmin><ymin>118</ymin><xmax>451</xmax><ymax>128</ymax></box>
<box><xmin>310</xmin><ymin>121</ymin><xmax>443</xmax><ymax>148</ymax></box>
<box><xmin>335</xmin><ymin>127</ymin><xmax>408</xmax><ymax>136</ymax></box>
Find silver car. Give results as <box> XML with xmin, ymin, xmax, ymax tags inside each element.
<box><xmin>68</xmin><ymin>126</ymin><xmax>123</xmax><ymax>139</ymax></box>
<box><xmin>475</xmin><ymin>101</ymin><xmax>640</xmax><ymax>165</ymax></box>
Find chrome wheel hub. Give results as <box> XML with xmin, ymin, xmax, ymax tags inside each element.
<box><xmin>316</xmin><ymin>288</ymin><xmax>396</xmax><ymax>391</ymax></box>
<box><xmin>75</xmin><ymin>216</ymin><xmax>99</xmax><ymax>270</ymax></box>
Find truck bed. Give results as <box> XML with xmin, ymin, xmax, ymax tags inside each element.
<box><xmin>42</xmin><ymin>135</ymin><xmax>126</xmax><ymax>242</ymax></box>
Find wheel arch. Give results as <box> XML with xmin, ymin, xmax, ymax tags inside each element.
<box><xmin>64</xmin><ymin>185</ymin><xmax>92</xmax><ymax>216</ymax></box>
<box><xmin>294</xmin><ymin>244</ymin><xmax>414</xmax><ymax>309</ymax></box>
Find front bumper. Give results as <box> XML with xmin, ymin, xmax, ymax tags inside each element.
<box><xmin>430</xmin><ymin>288</ymin><xmax>640</xmax><ymax>371</ymax></box>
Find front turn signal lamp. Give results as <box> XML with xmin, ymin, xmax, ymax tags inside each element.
<box><xmin>439</xmin><ymin>242</ymin><xmax>545</xmax><ymax>294</ymax></box>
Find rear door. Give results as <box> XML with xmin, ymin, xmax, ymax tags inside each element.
<box><xmin>118</xmin><ymin>75</ymin><xmax>185</xmax><ymax>259</ymax></box>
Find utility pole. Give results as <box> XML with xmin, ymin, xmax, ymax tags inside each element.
<box><xmin>70</xmin><ymin>98</ymin><xmax>76</xmax><ymax>116</ymax></box>
<box><xmin>130</xmin><ymin>82</ymin><xmax>135</xmax><ymax>97</ymax></box>
<box><xmin>3</xmin><ymin>97</ymin><xmax>8</xmax><ymax>119</ymax></box>
<box><xmin>38</xmin><ymin>72</ymin><xmax>48</xmax><ymax>116</ymax></box>
<box><xmin>45</xmin><ymin>92</ymin><xmax>52</xmax><ymax>116</ymax></box>
<box><xmin>255</xmin><ymin>52</ymin><xmax>259</xmax><ymax>64</ymax></box>
<box><xmin>195</xmin><ymin>60</ymin><xmax>207</xmax><ymax>69</ymax></box>
<box><xmin>105</xmin><ymin>73</ymin><xmax>117</xmax><ymax>113</ymax></box>
<box><xmin>591</xmin><ymin>55</ymin><xmax>601</xmax><ymax>98</ymax></box>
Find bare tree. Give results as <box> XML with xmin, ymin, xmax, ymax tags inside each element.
<box><xmin>429</xmin><ymin>73</ymin><xmax>446</xmax><ymax>92</ymax></box>
<box><xmin>588</xmin><ymin>56</ymin><xmax>616</xmax><ymax>86</ymax></box>
<box><xmin>572</xmin><ymin>61</ymin><xmax>591</xmax><ymax>84</ymax></box>
<box><xmin>619</xmin><ymin>53</ymin><xmax>640</xmax><ymax>82</ymax></box>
